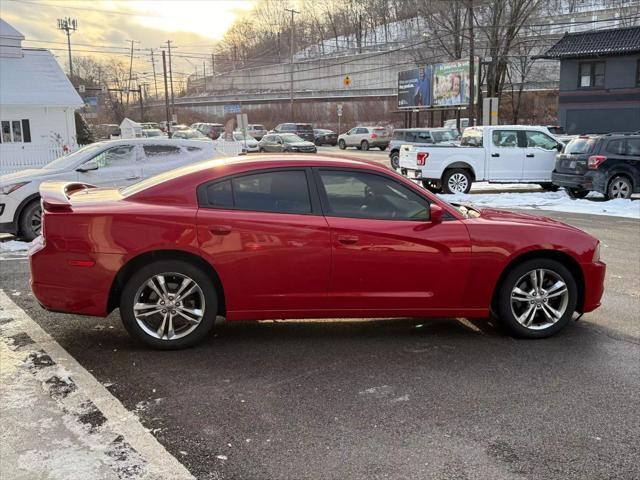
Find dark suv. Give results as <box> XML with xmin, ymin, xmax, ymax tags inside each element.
<box><xmin>552</xmin><ymin>133</ymin><xmax>639</xmax><ymax>199</ymax></box>
<box><xmin>272</xmin><ymin>123</ymin><xmax>315</xmax><ymax>142</ymax></box>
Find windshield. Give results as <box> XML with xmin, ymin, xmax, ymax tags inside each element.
<box><xmin>42</xmin><ymin>143</ymin><xmax>106</xmax><ymax>170</ymax></box>
<box><xmin>431</xmin><ymin>130</ymin><xmax>457</xmax><ymax>143</ymax></box>
<box><xmin>233</xmin><ymin>132</ymin><xmax>254</xmax><ymax>141</ymax></box>
<box><xmin>143</xmin><ymin>129</ymin><xmax>163</xmax><ymax>137</ymax></box>
<box><xmin>281</xmin><ymin>134</ymin><xmax>304</xmax><ymax>143</ymax></box>
<box><xmin>565</xmin><ymin>137</ymin><xmax>597</xmax><ymax>154</ymax></box>
<box><xmin>251</xmin><ymin>125</ymin><xmax>265</xmax><ymax>130</ymax></box>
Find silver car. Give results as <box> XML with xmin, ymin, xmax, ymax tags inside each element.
<box><xmin>337</xmin><ymin>126</ymin><xmax>390</xmax><ymax>151</ymax></box>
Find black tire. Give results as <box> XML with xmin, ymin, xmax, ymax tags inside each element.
<box><xmin>338</xmin><ymin>139</ymin><xmax>346</xmax><ymax>150</ymax></box>
<box><xmin>120</xmin><ymin>260</ymin><xmax>218</xmax><ymax>350</ymax></box>
<box><xmin>379</xmin><ymin>145</ymin><xmax>387</xmax><ymax>151</ymax></box>
<box><xmin>315</xmin><ymin>139</ymin><xmax>322</xmax><ymax>146</ymax></box>
<box><xmin>361</xmin><ymin>140</ymin><xmax>369</xmax><ymax>151</ymax></box>
<box><xmin>258</xmin><ymin>147</ymin><xmax>264</xmax><ymax>153</ymax></box>
<box><xmin>19</xmin><ymin>199</ymin><xmax>42</xmax><ymax>241</ymax></box>
<box><xmin>496</xmin><ymin>258</ymin><xmax>577</xmax><ymax>339</ymax></box>
<box><xmin>539</xmin><ymin>183</ymin><xmax>560</xmax><ymax>192</ymax></box>
<box><xmin>390</xmin><ymin>151</ymin><xmax>400</xmax><ymax>169</ymax></box>
<box><xmin>566</xmin><ymin>187</ymin><xmax>589</xmax><ymax>199</ymax></box>
<box><xmin>442</xmin><ymin>168</ymin><xmax>472</xmax><ymax>194</ymax></box>
<box><xmin>606</xmin><ymin>175</ymin><xmax>633</xmax><ymax>200</ymax></box>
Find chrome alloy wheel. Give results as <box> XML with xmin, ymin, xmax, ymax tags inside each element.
<box><xmin>133</xmin><ymin>272</ymin><xmax>205</xmax><ymax>341</ymax></box>
<box><xmin>448</xmin><ymin>173</ymin><xmax>469</xmax><ymax>193</ymax></box>
<box><xmin>609</xmin><ymin>179</ymin><xmax>631</xmax><ymax>199</ymax></box>
<box><xmin>510</xmin><ymin>269</ymin><xmax>569</xmax><ymax>330</ymax></box>
<box><xmin>31</xmin><ymin>207</ymin><xmax>42</xmax><ymax>236</ymax></box>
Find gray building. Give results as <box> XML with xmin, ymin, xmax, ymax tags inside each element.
<box><xmin>539</xmin><ymin>26</ymin><xmax>640</xmax><ymax>134</ymax></box>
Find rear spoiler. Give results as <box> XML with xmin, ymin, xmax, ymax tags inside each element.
<box><xmin>40</xmin><ymin>181</ymin><xmax>97</xmax><ymax>212</ymax></box>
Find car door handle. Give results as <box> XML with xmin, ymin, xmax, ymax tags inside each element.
<box><xmin>210</xmin><ymin>225</ymin><xmax>231</xmax><ymax>236</ymax></box>
<box><xmin>526</xmin><ymin>153</ymin><xmax>535</xmax><ymax>158</ymax></box>
<box><xmin>337</xmin><ymin>235</ymin><xmax>359</xmax><ymax>245</ymax></box>
<box><xmin>126</xmin><ymin>176</ymin><xmax>141</xmax><ymax>180</ymax></box>
<box><xmin>491</xmin><ymin>153</ymin><xmax>500</xmax><ymax>157</ymax></box>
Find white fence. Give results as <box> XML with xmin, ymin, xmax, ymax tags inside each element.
<box><xmin>1</xmin><ymin>141</ymin><xmax>244</xmax><ymax>176</ymax></box>
<box><xmin>0</xmin><ymin>144</ymin><xmax>77</xmax><ymax>175</ymax></box>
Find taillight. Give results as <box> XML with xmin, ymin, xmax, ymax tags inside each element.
<box><xmin>588</xmin><ymin>155</ymin><xmax>607</xmax><ymax>169</ymax></box>
<box><xmin>417</xmin><ymin>152</ymin><xmax>429</xmax><ymax>166</ymax></box>
<box><xmin>370</xmin><ymin>133</ymin><xmax>378</xmax><ymax>139</ymax></box>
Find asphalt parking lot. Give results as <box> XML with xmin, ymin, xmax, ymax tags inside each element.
<box><xmin>1</xmin><ymin>210</ymin><xmax>638</xmax><ymax>480</ymax></box>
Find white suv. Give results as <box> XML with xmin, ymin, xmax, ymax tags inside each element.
<box><xmin>337</xmin><ymin>126</ymin><xmax>390</xmax><ymax>151</ymax></box>
<box><xmin>0</xmin><ymin>138</ymin><xmax>225</xmax><ymax>240</ymax></box>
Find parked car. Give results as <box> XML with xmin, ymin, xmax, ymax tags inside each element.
<box><xmin>233</xmin><ymin>131</ymin><xmax>259</xmax><ymax>152</ymax></box>
<box><xmin>141</xmin><ymin>122</ymin><xmax>161</xmax><ymax>130</ymax></box>
<box><xmin>552</xmin><ymin>133</ymin><xmax>640</xmax><ymax>199</ymax></box>
<box><xmin>141</xmin><ymin>128</ymin><xmax>166</xmax><ymax>138</ymax></box>
<box><xmin>93</xmin><ymin>124</ymin><xmax>121</xmax><ymax>141</ymax></box>
<box><xmin>247</xmin><ymin>124</ymin><xmax>268</xmax><ymax>141</ymax></box>
<box><xmin>272</xmin><ymin>123</ymin><xmax>315</xmax><ymax>142</ymax></box>
<box><xmin>389</xmin><ymin>128</ymin><xmax>459</xmax><ymax>169</ymax></box>
<box><xmin>195</xmin><ymin>123</ymin><xmax>225</xmax><ymax>140</ymax></box>
<box><xmin>258</xmin><ymin>133</ymin><xmax>317</xmax><ymax>153</ymax></box>
<box><xmin>0</xmin><ymin>139</ymin><xmax>221</xmax><ymax>240</ymax></box>
<box><xmin>172</xmin><ymin>129</ymin><xmax>210</xmax><ymax>140</ymax></box>
<box><xmin>443</xmin><ymin>118</ymin><xmax>471</xmax><ymax>134</ymax></box>
<box><xmin>338</xmin><ymin>126</ymin><xmax>390</xmax><ymax>151</ymax></box>
<box><xmin>29</xmin><ymin>155</ymin><xmax>605</xmax><ymax>349</ymax></box>
<box><xmin>314</xmin><ymin>129</ymin><xmax>338</xmax><ymax>146</ymax></box>
<box><xmin>399</xmin><ymin>125</ymin><xmax>563</xmax><ymax>193</ymax></box>
<box><xmin>159</xmin><ymin>121</ymin><xmax>177</xmax><ymax>133</ymax></box>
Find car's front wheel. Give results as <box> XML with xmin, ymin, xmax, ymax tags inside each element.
<box><xmin>390</xmin><ymin>152</ymin><xmax>400</xmax><ymax>169</ymax></box>
<box><xmin>120</xmin><ymin>260</ymin><xmax>218</xmax><ymax>349</ymax></box>
<box><xmin>496</xmin><ymin>259</ymin><xmax>577</xmax><ymax>338</ymax></box>
<box><xmin>19</xmin><ymin>199</ymin><xmax>42</xmax><ymax>241</ymax></box>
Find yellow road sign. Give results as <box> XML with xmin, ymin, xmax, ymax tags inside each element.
<box><xmin>343</xmin><ymin>75</ymin><xmax>351</xmax><ymax>87</ymax></box>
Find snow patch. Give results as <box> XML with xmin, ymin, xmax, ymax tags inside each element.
<box><xmin>0</xmin><ymin>240</ymin><xmax>32</xmax><ymax>251</ymax></box>
<box><xmin>439</xmin><ymin>191</ymin><xmax>640</xmax><ymax>219</ymax></box>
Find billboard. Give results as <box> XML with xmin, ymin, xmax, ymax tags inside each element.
<box><xmin>432</xmin><ymin>60</ymin><xmax>474</xmax><ymax>106</ymax></box>
<box><xmin>398</xmin><ymin>65</ymin><xmax>431</xmax><ymax>109</ymax></box>
<box><xmin>82</xmin><ymin>97</ymin><xmax>98</xmax><ymax>119</ymax></box>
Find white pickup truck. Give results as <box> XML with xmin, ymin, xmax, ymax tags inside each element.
<box><xmin>398</xmin><ymin>125</ymin><xmax>564</xmax><ymax>193</ymax></box>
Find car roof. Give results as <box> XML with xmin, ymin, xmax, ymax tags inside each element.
<box><xmin>90</xmin><ymin>138</ymin><xmax>213</xmax><ymax>147</ymax></box>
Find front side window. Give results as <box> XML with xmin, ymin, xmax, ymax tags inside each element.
<box><xmin>90</xmin><ymin>145</ymin><xmax>136</xmax><ymax>168</ymax></box>
<box><xmin>526</xmin><ymin>131</ymin><xmax>557</xmax><ymax>150</ymax></box>
<box><xmin>579</xmin><ymin>61</ymin><xmax>605</xmax><ymax>88</ymax></box>
<box><xmin>492</xmin><ymin>130</ymin><xmax>519</xmax><ymax>148</ymax></box>
<box><xmin>319</xmin><ymin>170</ymin><xmax>429</xmax><ymax>221</ymax></box>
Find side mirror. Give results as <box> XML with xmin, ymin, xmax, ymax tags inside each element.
<box><xmin>430</xmin><ymin>204</ymin><xmax>444</xmax><ymax>223</ymax></box>
<box><xmin>556</xmin><ymin>143</ymin><xmax>563</xmax><ymax>152</ymax></box>
<box><xmin>76</xmin><ymin>160</ymin><xmax>99</xmax><ymax>172</ymax></box>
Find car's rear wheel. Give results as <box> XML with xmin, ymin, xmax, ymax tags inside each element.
<box><xmin>361</xmin><ymin>140</ymin><xmax>369</xmax><ymax>151</ymax></box>
<box><xmin>606</xmin><ymin>175</ymin><xmax>632</xmax><ymax>199</ymax></box>
<box><xmin>379</xmin><ymin>145</ymin><xmax>387</xmax><ymax>151</ymax></box>
<box><xmin>338</xmin><ymin>139</ymin><xmax>346</xmax><ymax>150</ymax></box>
<box><xmin>566</xmin><ymin>187</ymin><xmax>589</xmax><ymax>199</ymax></box>
<box><xmin>442</xmin><ymin>169</ymin><xmax>472</xmax><ymax>194</ymax></box>
<box><xmin>120</xmin><ymin>260</ymin><xmax>218</xmax><ymax>349</ymax></box>
<box><xmin>539</xmin><ymin>183</ymin><xmax>560</xmax><ymax>192</ymax></box>
<box><xmin>497</xmin><ymin>259</ymin><xmax>577</xmax><ymax>339</ymax></box>
<box><xmin>19</xmin><ymin>199</ymin><xmax>42</xmax><ymax>241</ymax></box>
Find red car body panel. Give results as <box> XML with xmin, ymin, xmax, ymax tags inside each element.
<box><xmin>29</xmin><ymin>156</ymin><xmax>605</xmax><ymax>321</ymax></box>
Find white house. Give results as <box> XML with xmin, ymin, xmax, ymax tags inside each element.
<box><xmin>0</xmin><ymin>18</ymin><xmax>84</xmax><ymax>174</ymax></box>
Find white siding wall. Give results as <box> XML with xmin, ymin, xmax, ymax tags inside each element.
<box><xmin>0</xmin><ymin>105</ymin><xmax>77</xmax><ymax>174</ymax></box>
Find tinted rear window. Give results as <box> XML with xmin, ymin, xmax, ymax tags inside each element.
<box><xmin>296</xmin><ymin>124</ymin><xmax>313</xmax><ymax>132</ymax></box>
<box><xmin>373</xmin><ymin>128</ymin><xmax>387</xmax><ymax>135</ymax></box>
<box><xmin>565</xmin><ymin>138</ymin><xmax>598</xmax><ymax>155</ymax></box>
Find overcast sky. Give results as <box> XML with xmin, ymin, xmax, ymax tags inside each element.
<box><xmin>2</xmin><ymin>0</ymin><xmax>256</xmax><ymax>87</ymax></box>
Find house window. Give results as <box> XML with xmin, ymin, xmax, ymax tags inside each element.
<box><xmin>578</xmin><ymin>62</ymin><xmax>605</xmax><ymax>88</ymax></box>
<box><xmin>0</xmin><ymin>119</ymin><xmax>31</xmax><ymax>143</ymax></box>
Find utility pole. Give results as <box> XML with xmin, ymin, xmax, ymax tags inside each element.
<box><xmin>56</xmin><ymin>17</ymin><xmax>77</xmax><ymax>78</ymax></box>
<box><xmin>166</xmin><ymin>40</ymin><xmax>175</xmax><ymax>115</ymax></box>
<box><xmin>467</xmin><ymin>0</ymin><xmax>475</xmax><ymax>127</ymax></box>
<box><xmin>150</xmin><ymin>48</ymin><xmax>159</xmax><ymax>98</ymax></box>
<box><xmin>203</xmin><ymin>61</ymin><xmax>207</xmax><ymax>94</ymax></box>
<box><xmin>162</xmin><ymin>50</ymin><xmax>171</xmax><ymax>138</ymax></box>
<box><xmin>211</xmin><ymin>52</ymin><xmax>215</xmax><ymax>77</ymax></box>
<box><xmin>126</xmin><ymin>40</ymin><xmax>137</xmax><ymax>105</ymax></box>
<box><xmin>285</xmin><ymin>7</ymin><xmax>299</xmax><ymax>120</ymax></box>
<box><xmin>138</xmin><ymin>84</ymin><xmax>144</xmax><ymax>121</ymax></box>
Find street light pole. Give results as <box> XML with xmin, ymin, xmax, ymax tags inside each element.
<box><xmin>285</xmin><ymin>8</ymin><xmax>299</xmax><ymax>120</ymax></box>
<box><xmin>57</xmin><ymin>17</ymin><xmax>77</xmax><ymax>78</ymax></box>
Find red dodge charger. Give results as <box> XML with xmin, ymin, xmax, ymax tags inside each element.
<box><xmin>29</xmin><ymin>156</ymin><xmax>605</xmax><ymax>349</ymax></box>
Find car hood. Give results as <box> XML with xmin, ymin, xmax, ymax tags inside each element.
<box><xmin>473</xmin><ymin>206</ymin><xmax>583</xmax><ymax>232</ymax></box>
<box><xmin>0</xmin><ymin>168</ymin><xmax>64</xmax><ymax>185</ymax></box>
